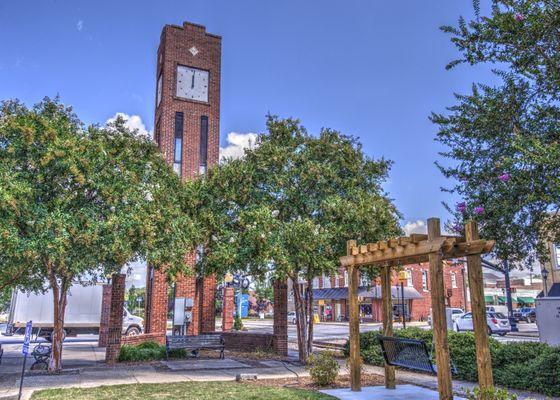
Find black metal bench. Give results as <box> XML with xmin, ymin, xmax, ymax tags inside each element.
<box><xmin>30</xmin><ymin>343</ymin><xmax>51</xmax><ymax>370</ymax></box>
<box><xmin>379</xmin><ymin>335</ymin><xmax>457</xmax><ymax>375</ymax></box>
<box><xmin>166</xmin><ymin>334</ymin><xmax>225</xmax><ymax>360</ymax></box>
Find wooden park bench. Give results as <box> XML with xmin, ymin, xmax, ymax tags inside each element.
<box><xmin>379</xmin><ymin>336</ymin><xmax>457</xmax><ymax>375</ymax></box>
<box><xmin>165</xmin><ymin>333</ymin><xmax>225</xmax><ymax>360</ymax></box>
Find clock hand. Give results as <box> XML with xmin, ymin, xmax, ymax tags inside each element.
<box><xmin>191</xmin><ymin>72</ymin><xmax>195</xmax><ymax>89</ymax></box>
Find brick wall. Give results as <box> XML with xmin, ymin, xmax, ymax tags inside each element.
<box><xmin>105</xmin><ymin>274</ymin><xmax>126</xmax><ymax>364</ymax></box>
<box><xmin>98</xmin><ymin>284</ymin><xmax>111</xmax><ymax>347</ymax></box>
<box><xmin>273</xmin><ymin>280</ymin><xmax>288</xmax><ymax>356</ymax></box>
<box><xmin>222</xmin><ymin>287</ymin><xmax>234</xmax><ymax>331</ymax></box>
<box><xmin>121</xmin><ymin>332</ymin><xmax>166</xmax><ymax>346</ymax></box>
<box><xmin>222</xmin><ymin>331</ymin><xmax>274</xmax><ymax>352</ymax></box>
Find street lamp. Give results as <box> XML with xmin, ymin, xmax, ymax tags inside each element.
<box><xmin>541</xmin><ymin>267</ymin><xmax>549</xmax><ymax>296</ymax></box>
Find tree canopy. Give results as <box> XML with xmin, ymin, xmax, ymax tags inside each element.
<box><xmin>197</xmin><ymin>116</ymin><xmax>401</xmax><ymax>360</ymax></box>
<box><xmin>432</xmin><ymin>0</ymin><xmax>560</xmax><ymax>265</ymax></box>
<box><xmin>0</xmin><ymin>98</ymin><xmax>198</xmax><ymax>370</ymax></box>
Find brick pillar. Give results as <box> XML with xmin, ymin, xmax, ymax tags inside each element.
<box><xmin>145</xmin><ymin>266</ymin><xmax>168</xmax><ymax>335</ymax></box>
<box><xmin>201</xmin><ymin>274</ymin><xmax>216</xmax><ymax>333</ymax></box>
<box><xmin>98</xmin><ymin>284</ymin><xmax>112</xmax><ymax>347</ymax></box>
<box><xmin>105</xmin><ymin>274</ymin><xmax>125</xmax><ymax>364</ymax></box>
<box><xmin>273</xmin><ymin>279</ymin><xmax>288</xmax><ymax>356</ymax></box>
<box><xmin>222</xmin><ymin>287</ymin><xmax>234</xmax><ymax>331</ymax></box>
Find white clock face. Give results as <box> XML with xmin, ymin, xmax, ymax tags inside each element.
<box><xmin>176</xmin><ymin>65</ymin><xmax>208</xmax><ymax>102</ymax></box>
<box><xmin>156</xmin><ymin>74</ymin><xmax>162</xmax><ymax>106</ymax></box>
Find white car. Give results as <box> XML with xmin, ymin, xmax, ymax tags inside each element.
<box><xmin>287</xmin><ymin>311</ymin><xmax>297</xmax><ymax>324</ymax></box>
<box><xmin>453</xmin><ymin>311</ymin><xmax>511</xmax><ymax>336</ymax></box>
<box><xmin>427</xmin><ymin>308</ymin><xmax>464</xmax><ymax>326</ymax></box>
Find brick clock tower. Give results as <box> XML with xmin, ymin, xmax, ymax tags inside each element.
<box><xmin>145</xmin><ymin>22</ymin><xmax>221</xmax><ymax>336</ymax></box>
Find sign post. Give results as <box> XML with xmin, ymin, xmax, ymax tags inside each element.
<box><xmin>18</xmin><ymin>320</ymin><xmax>32</xmax><ymax>400</ymax></box>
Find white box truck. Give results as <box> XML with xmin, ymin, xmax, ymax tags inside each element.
<box><xmin>5</xmin><ymin>284</ymin><xmax>143</xmax><ymax>340</ymax></box>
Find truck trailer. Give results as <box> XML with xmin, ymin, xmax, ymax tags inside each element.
<box><xmin>5</xmin><ymin>283</ymin><xmax>143</xmax><ymax>340</ymax></box>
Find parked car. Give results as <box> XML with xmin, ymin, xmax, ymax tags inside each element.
<box><xmin>513</xmin><ymin>307</ymin><xmax>536</xmax><ymax>323</ymax></box>
<box><xmin>287</xmin><ymin>311</ymin><xmax>297</xmax><ymax>324</ymax></box>
<box><xmin>427</xmin><ymin>308</ymin><xmax>464</xmax><ymax>326</ymax></box>
<box><xmin>453</xmin><ymin>311</ymin><xmax>511</xmax><ymax>336</ymax></box>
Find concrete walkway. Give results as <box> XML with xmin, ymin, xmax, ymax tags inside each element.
<box><xmin>0</xmin><ymin>358</ymin><xmax>554</xmax><ymax>400</ymax></box>
<box><xmin>322</xmin><ymin>384</ymin><xmax>466</xmax><ymax>400</ymax></box>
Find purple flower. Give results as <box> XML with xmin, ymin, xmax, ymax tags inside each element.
<box><xmin>474</xmin><ymin>206</ymin><xmax>485</xmax><ymax>215</ymax></box>
<box><xmin>515</xmin><ymin>13</ymin><xmax>524</xmax><ymax>21</ymax></box>
<box><xmin>456</xmin><ymin>202</ymin><xmax>467</xmax><ymax>213</ymax></box>
<box><xmin>498</xmin><ymin>172</ymin><xmax>510</xmax><ymax>182</ymax></box>
<box><xmin>452</xmin><ymin>223</ymin><xmax>463</xmax><ymax>233</ymax></box>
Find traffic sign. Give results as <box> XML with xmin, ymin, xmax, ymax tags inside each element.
<box><xmin>22</xmin><ymin>321</ymin><xmax>32</xmax><ymax>356</ymax></box>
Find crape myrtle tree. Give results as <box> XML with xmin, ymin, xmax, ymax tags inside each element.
<box><xmin>0</xmin><ymin>98</ymin><xmax>198</xmax><ymax>372</ymax></box>
<box><xmin>197</xmin><ymin>116</ymin><xmax>401</xmax><ymax>362</ymax></box>
<box><xmin>431</xmin><ymin>0</ymin><xmax>560</xmax><ymax>267</ymax></box>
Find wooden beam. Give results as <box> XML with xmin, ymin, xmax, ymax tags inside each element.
<box><xmin>410</xmin><ymin>233</ymin><xmax>428</xmax><ymax>243</ymax></box>
<box><xmin>359</xmin><ymin>244</ymin><xmax>368</xmax><ymax>254</ymax></box>
<box><xmin>340</xmin><ymin>237</ymin><xmax>447</xmax><ymax>267</ymax></box>
<box><xmin>347</xmin><ymin>240</ymin><xmax>361</xmax><ymax>392</ymax></box>
<box><xmin>367</xmin><ymin>243</ymin><xmax>379</xmax><ymax>252</ymax></box>
<box><xmin>381</xmin><ymin>264</ymin><xmax>395</xmax><ymax>389</ymax></box>
<box><xmin>427</xmin><ymin>218</ymin><xmax>453</xmax><ymax>400</ymax></box>
<box><xmin>465</xmin><ymin>221</ymin><xmax>494</xmax><ymax>389</ymax></box>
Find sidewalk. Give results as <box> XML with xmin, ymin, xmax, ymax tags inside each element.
<box><xmin>1</xmin><ymin>357</ymin><xmax>554</xmax><ymax>400</ymax></box>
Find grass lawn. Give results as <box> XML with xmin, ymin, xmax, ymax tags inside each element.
<box><xmin>31</xmin><ymin>381</ymin><xmax>337</xmax><ymax>400</ymax></box>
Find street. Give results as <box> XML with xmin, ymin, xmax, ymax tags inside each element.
<box><xmin>240</xmin><ymin>318</ymin><xmax>540</xmax><ymax>344</ymax></box>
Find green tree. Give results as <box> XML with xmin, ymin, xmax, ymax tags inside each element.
<box><xmin>0</xmin><ymin>98</ymin><xmax>198</xmax><ymax>372</ymax></box>
<box><xmin>432</xmin><ymin>0</ymin><xmax>560</xmax><ymax>266</ymax></box>
<box><xmin>199</xmin><ymin>116</ymin><xmax>400</xmax><ymax>362</ymax></box>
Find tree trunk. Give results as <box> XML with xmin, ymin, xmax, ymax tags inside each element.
<box><xmin>48</xmin><ymin>275</ymin><xmax>69</xmax><ymax>373</ymax></box>
<box><xmin>305</xmin><ymin>280</ymin><xmax>314</xmax><ymax>356</ymax></box>
<box><xmin>291</xmin><ymin>277</ymin><xmax>308</xmax><ymax>363</ymax></box>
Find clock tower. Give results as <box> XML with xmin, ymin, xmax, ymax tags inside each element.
<box><xmin>146</xmin><ymin>22</ymin><xmax>221</xmax><ymax>336</ymax></box>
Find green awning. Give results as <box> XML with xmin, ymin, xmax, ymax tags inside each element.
<box><xmin>497</xmin><ymin>296</ymin><xmax>507</xmax><ymax>304</ymax></box>
<box><xmin>517</xmin><ymin>297</ymin><xmax>535</xmax><ymax>304</ymax></box>
<box><xmin>484</xmin><ymin>295</ymin><xmax>494</xmax><ymax>302</ymax></box>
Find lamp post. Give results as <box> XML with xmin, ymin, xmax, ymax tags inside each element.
<box><xmin>398</xmin><ymin>271</ymin><xmax>408</xmax><ymax>329</ymax></box>
<box><xmin>542</xmin><ymin>267</ymin><xmax>549</xmax><ymax>296</ymax></box>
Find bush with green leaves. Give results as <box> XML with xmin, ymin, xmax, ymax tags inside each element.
<box><xmin>464</xmin><ymin>387</ymin><xmax>518</xmax><ymax>400</ymax></box>
<box><xmin>344</xmin><ymin>328</ymin><xmax>560</xmax><ymax>396</ymax></box>
<box><xmin>307</xmin><ymin>351</ymin><xmax>339</xmax><ymax>386</ymax></box>
<box><xmin>117</xmin><ymin>341</ymin><xmax>187</xmax><ymax>362</ymax></box>
<box><xmin>233</xmin><ymin>314</ymin><xmax>243</xmax><ymax>331</ymax></box>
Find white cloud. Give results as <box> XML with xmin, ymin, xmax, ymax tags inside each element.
<box><xmin>402</xmin><ymin>220</ymin><xmax>427</xmax><ymax>236</ymax></box>
<box><xmin>77</xmin><ymin>20</ymin><xmax>84</xmax><ymax>31</ymax></box>
<box><xmin>219</xmin><ymin>132</ymin><xmax>258</xmax><ymax>161</ymax></box>
<box><xmin>106</xmin><ymin>113</ymin><xmax>152</xmax><ymax>138</ymax></box>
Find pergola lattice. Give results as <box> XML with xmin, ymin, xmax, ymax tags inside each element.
<box><xmin>342</xmin><ymin>218</ymin><xmax>495</xmax><ymax>400</ymax></box>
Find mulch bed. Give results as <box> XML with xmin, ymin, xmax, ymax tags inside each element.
<box><xmin>248</xmin><ymin>372</ymin><xmax>386</xmax><ymax>391</ymax></box>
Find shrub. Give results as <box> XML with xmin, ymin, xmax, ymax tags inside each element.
<box><xmin>233</xmin><ymin>314</ymin><xmax>243</xmax><ymax>331</ymax></box>
<box><xmin>345</xmin><ymin>328</ymin><xmax>559</xmax><ymax>396</ymax></box>
<box><xmin>118</xmin><ymin>341</ymin><xmax>166</xmax><ymax>362</ymax></box>
<box><xmin>117</xmin><ymin>341</ymin><xmax>187</xmax><ymax>362</ymax></box>
<box><xmin>307</xmin><ymin>351</ymin><xmax>340</xmax><ymax>386</ymax></box>
<box><xmin>464</xmin><ymin>387</ymin><xmax>518</xmax><ymax>400</ymax></box>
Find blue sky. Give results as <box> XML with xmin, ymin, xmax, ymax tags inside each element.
<box><xmin>0</xmin><ymin>0</ymin><xmax>499</xmax><ymax>235</ymax></box>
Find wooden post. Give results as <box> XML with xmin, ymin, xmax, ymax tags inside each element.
<box><xmin>427</xmin><ymin>218</ymin><xmax>453</xmax><ymax>400</ymax></box>
<box><xmin>381</xmin><ymin>264</ymin><xmax>396</xmax><ymax>389</ymax></box>
<box><xmin>465</xmin><ymin>220</ymin><xmax>494</xmax><ymax>389</ymax></box>
<box><xmin>347</xmin><ymin>240</ymin><xmax>361</xmax><ymax>392</ymax></box>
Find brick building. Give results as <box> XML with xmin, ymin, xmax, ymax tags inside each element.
<box><xmin>145</xmin><ymin>22</ymin><xmax>222</xmax><ymax>336</ymax></box>
<box><xmin>289</xmin><ymin>261</ymin><xmax>467</xmax><ymax>322</ymax></box>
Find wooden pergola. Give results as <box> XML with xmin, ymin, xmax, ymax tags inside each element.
<box><xmin>341</xmin><ymin>218</ymin><xmax>494</xmax><ymax>400</ymax></box>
